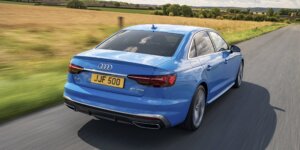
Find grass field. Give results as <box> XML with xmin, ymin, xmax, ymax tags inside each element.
<box><xmin>0</xmin><ymin>3</ymin><xmax>286</xmax><ymax>123</ymax></box>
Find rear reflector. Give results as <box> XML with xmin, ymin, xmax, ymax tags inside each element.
<box><xmin>128</xmin><ymin>74</ymin><xmax>176</xmax><ymax>87</ymax></box>
<box><xmin>68</xmin><ymin>64</ymin><xmax>83</xmax><ymax>74</ymax></box>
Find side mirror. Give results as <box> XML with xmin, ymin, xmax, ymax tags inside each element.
<box><xmin>230</xmin><ymin>45</ymin><xmax>241</xmax><ymax>53</ymax></box>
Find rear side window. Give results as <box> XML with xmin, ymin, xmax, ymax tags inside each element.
<box><xmin>209</xmin><ymin>32</ymin><xmax>228</xmax><ymax>51</ymax></box>
<box><xmin>189</xmin><ymin>40</ymin><xmax>196</xmax><ymax>58</ymax></box>
<box><xmin>189</xmin><ymin>31</ymin><xmax>215</xmax><ymax>58</ymax></box>
<box><xmin>96</xmin><ymin>30</ymin><xmax>184</xmax><ymax>57</ymax></box>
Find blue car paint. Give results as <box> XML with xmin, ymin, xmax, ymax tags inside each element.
<box><xmin>64</xmin><ymin>24</ymin><xmax>243</xmax><ymax>127</ymax></box>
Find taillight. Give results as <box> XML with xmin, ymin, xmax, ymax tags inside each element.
<box><xmin>128</xmin><ymin>74</ymin><xmax>176</xmax><ymax>87</ymax></box>
<box><xmin>68</xmin><ymin>64</ymin><xmax>83</xmax><ymax>74</ymax></box>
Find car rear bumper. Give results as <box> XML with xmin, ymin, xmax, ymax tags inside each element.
<box><xmin>64</xmin><ymin>95</ymin><xmax>170</xmax><ymax>129</ymax></box>
<box><xmin>64</xmin><ymin>82</ymin><xmax>191</xmax><ymax>128</ymax></box>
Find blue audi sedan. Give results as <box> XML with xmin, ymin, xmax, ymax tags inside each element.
<box><xmin>64</xmin><ymin>24</ymin><xmax>244</xmax><ymax>130</ymax></box>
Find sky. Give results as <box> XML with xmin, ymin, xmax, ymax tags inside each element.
<box><xmin>107</xmin><ymin>0</ymin><xmax>300</xmax><ymax>8</ymax></box>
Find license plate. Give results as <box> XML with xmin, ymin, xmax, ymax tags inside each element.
<box><xmin>91</xmin><ymin>73</ymin><xmax>125</xmax><ymax>88</ymax></box>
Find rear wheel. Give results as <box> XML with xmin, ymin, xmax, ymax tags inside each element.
<box><xmin>183</xmin><ymin>86</ymin><xmax>206</xmax><ymax>130</ymax></box>
<box><xmin>233</xmin><ymin>62</ymin><xmax>243</xmax><ymax>88</ymax></box>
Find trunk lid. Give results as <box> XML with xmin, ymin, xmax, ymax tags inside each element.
<box><xmin>71</xmin><ymin>49</ymin><xmax>171</xmax><ymax>96</ymax></box>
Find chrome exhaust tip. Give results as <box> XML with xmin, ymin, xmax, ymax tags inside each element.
<box><xmin>132</xmin><ymin>121</ymin><xmax>161</xmax><ymax>130</ymax></box>
<box><xmin>65</xmin><ymin>103</ymin><xmax>76</xmax><ymax>111</ymax></box>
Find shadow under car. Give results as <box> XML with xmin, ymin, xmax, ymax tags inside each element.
<box><xmin>77</xmin><ymin>82</ymin><xmax>278</xmax><ymax>150</ymax></box>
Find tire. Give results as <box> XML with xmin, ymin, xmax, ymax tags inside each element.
<box><xmin>182</xmin><ymin>85</ymin><xmax>206</xmax><ymax>130</ymax></box>
<box><xmin>233</xmin><ymin>62</ymin><xmax>243</xmax><ymax>88</ymax></box>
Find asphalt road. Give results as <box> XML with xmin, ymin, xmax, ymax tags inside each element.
<box><xmin>1</xmin><ymin>25</ymin><xmax>300</xmax><ymax>150</ymax></box>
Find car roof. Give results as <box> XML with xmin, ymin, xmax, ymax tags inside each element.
<box><xmin>124</xmin><ymin>24</ymin><xmax>213</xmax><ymax>35</ymax></box>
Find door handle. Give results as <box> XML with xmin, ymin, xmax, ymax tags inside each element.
<box><xmin>224</xmin><ymin>58</ymin><xmax>229</xmax><ymax>64</ymax></box>
<box><xmin>207</xmin><ymin>65</ymin><xmax>212</xmax><ymax>71</ymax></box>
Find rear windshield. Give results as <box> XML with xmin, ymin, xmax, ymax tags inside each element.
<box><xmin>96</xmin><ymin>30</ymin><xmax>184</xmax><ymax>57</ymax></box>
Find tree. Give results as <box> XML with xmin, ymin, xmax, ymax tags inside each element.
<box><xmin>67</xmin><ymin>0</ymin><xmax>87</xmax><ymax>9</ymax></box>
<box><xmin>181</xmin><ymin>5</ymin><xmax>193</xmax><ymax>17</ymax></box>
<box><xmin>200</xmin><ymin>9</ymin><xmax>210</xmax><ymax>18</ymax></box>
<box><xmin>267</xmin><ymin>8</ymin><xmax>275</xmax><ymax>16</ymax></box>
<box><xmin>113</xmin><ymin>2</ymin><xmax>120</xmax><ymax>7</ymax></box>
<box><xmin>245</xmin><ymin>15</ymin><xmax>253</xmax><ymax>21</ymax></box>
<box><xmin>236</xmin><ymin>14</ymin><xmax>245</xmax><ymax>20</ymax></box>
<box><xmin>211</xmin><ymin>8</ymin><xmax>221</xmax><ymax>18</ymax></box>
<box><xmin>227</xmin><ymin>8</ymin><xmax>241</xmax><ymax>14</ymax></box>
<box><xmin>200</xmin><ymin>11</ymin><xmax>206</xmax><ymax>18</ymax></box>
<box><xmin>154</xmin><ymin>10</ymin><xmax>163</xmax><ymax>15</ymax></box>
<box><xmin>296</xmin><ymin>10</ymin><xmax>300</xmax><ymax>16</ymax></box>
<box><xmin>155</xmin><ymin>6</ymin><xmax>162</xmax><ymax>10</ymax></box>
<box><xmin>267</xmin><ymin>16</ymin><xmax>279</xmax><ymax>22</ymax></box>
<box><xmin>167</xmin><ymin>4</ymin><xmax>181</xmax><ymax>16</ymax></box>
<box><xmin>253</xmin><ymin>15</ymin><xmax>266</xmax><ymax>21</ymax></box>
<box><xmin>162</xmin><ymin>4</ymin><xmax>171</xmax><ymax>15</ymax></box>
<box><xmin>242</xmin><ymin>8</ymin><xmax>251</xmax><ymax>14</ymax></box>
<box><xmin>279</xmin><ymin>9</ymin><xmax>290</xmax><ymax>15</ymax></box>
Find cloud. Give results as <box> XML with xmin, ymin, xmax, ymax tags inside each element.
<box><xmin>107</xmin><ymin>0</ymin><xmax>300</xmax><ymax>8</ymax></box>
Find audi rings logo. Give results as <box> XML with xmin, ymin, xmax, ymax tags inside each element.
<box><xmin>98</xmin><ymin>63</ymin><xmax>113</xmax><ymax>71</ymax></box>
